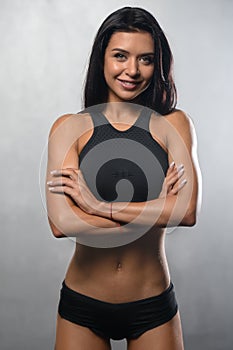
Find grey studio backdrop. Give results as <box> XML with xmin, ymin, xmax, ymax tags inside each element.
<box><xmin>0</xmin><ymin>0</ymin><xmax>232</xmax><ymax>349</ymax></box>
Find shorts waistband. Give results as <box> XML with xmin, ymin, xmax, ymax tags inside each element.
<box><xmin>61</xmin><ymin>280</ymin><xmax>174</xmax><ymax>306</ymax></box>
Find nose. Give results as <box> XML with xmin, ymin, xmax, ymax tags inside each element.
<box><xmin>125</xmin><ymin>58</ymin><xmax>140</xmax><ymax>77</ymax></box>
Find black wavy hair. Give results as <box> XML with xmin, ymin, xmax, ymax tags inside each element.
<box><xmin>83</xmin><ymin>7</ymin><xmax>177</xmax><ymax>115</ymax></box>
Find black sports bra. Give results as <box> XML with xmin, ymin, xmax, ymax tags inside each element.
<box><xmin>79</xmin><ymin>108</ymin><xmax>168</xmax><ymax>203</ymax></box>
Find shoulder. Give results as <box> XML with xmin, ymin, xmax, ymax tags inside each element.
<box><xmin>49</xmin><ymin>114</ymin><xmax>74</xmax><ymax>135</ymax></box>
<box><xmin>150</xmin><ymin>109</ymin><xmax>195</xmax><ymax>138</ymax></box>
<box><xmin>48</xmin><ymin>112</ymin><xmax>91</xmax><ymax>137</ymax></box>
<box><xmin>162</xmin><ymin>109</ymin><xmax>197</xmax><ymax>149</ymax></box>
<box><xmin>163</xmin><ymin>109</ymin><xmax>195</xmax><ymax>133</ymax></box>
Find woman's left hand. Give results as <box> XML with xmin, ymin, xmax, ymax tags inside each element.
<box><xmin>47</xmin><ymin>168</ymin><xmax>103</xmax><ymax>216</ymax></box>
<box><xmin>159</xmin><ymin>162</ymin><xmax>187</xmax><ymax>199</ymax></box>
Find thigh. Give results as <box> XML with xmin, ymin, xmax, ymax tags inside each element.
<box><xmin>54</xmin><ymin>314</ymin><xmax>111</xmax><ymax>350</ymax></box>
<box><xmin>127</xmin><ymin>312</ymin><xmax>184</xmax><ymax>350</ymax></box>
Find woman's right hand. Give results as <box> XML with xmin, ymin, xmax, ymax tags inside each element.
<box><xmin>159</xmin><ymin>162</ymin><xmax>187</xmax><ymax>198</ymax></box>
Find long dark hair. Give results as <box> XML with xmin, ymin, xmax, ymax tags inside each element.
<box><xmin>83</xmin><ymin>7</ymin><xmax>177</xmax><ymax>115</ymax></box>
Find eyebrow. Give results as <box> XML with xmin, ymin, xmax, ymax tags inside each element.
<box><xmin>111</xmin><ymin>48</ymin><xmax>155</xmax><ymax>55</ymax></box>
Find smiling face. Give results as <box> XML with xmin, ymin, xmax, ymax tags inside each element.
<box><xmin>103</xmin><ymin>31</ymin><xmax>155</xmax><ymax>103</ymax></box>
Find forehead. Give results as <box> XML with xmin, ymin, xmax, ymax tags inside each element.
<box><xmin>106</xmin><ymin>31</ymin><xmax>154</xmax><ymax>52</ymax></box>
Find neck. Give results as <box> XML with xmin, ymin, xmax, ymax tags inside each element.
<box><xmin>103</xmin><ymin>102</ymin><xmax>142</xmax><ymax>123</ymax></box>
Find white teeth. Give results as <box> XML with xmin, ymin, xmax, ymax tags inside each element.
<box><xmin>121</xmin><ymin>81</ymin><xmax>136</xmax><ymax>86</ymax></box>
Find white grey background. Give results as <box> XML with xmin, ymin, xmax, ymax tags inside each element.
<box><xmin>0</xmin><ymin>0</ymin><xmax>232</xmax><ymax>349</ymax></box>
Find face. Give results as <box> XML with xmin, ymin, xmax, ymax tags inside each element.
<box><xmin>104</xmin><ymin>31</ymin><xmax>155</xmax><ymax>103</ymax></box>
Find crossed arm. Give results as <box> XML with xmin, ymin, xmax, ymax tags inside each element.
<box><xmin>46</xmin><ymin>111</ymin><xmax>201</xmax><ymax>238</ymax></box>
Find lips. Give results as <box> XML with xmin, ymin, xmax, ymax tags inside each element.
<box><xmin>117</xmin><ymin>79</ymin><xmax>141</xmax><ymax>90</ymax></box>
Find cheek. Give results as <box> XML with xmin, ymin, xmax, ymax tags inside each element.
<box><xmin>144</xmin><ymin>67</ymin><xmax>154</xmax><ymax>82</ymax></box>
<box><xmin>104</xmin><ymin>61</ymin><xmax>123</xmax><ymax>77</ymax></box>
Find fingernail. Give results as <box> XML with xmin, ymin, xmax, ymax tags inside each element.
<box><xmin>169</xmin><ymin>161</ymin><xmax>175</xmax><ymax>168</ymax></box>
<box><xmin>177</xmin><ymin>164</ymin><xmax>184</xmax><ymax>171</ymax></box>
<box><xmin>47</xmin><ymin>181</ymin><xmax>53</xmax><ymax>185</ymax></box>
<box><xmin>48</xmin><ymin>187</ymin><xmax>55</xmax><ymax>191</ymax></box>
<box><xmin>181</xmin><ymin>179</ymin><xmax>187</xmax><ymax>185</ymax></box>
<box><xmin>178</xmin><ymin>168</ymin><xmax>184</xmax><ymax>176</ymax></box>
<box><xmin>50</xmin><ymin>170</ymin><xmax>58</xmax><ymax>175</ymax></box>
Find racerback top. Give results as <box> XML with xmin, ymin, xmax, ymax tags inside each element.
<box><xmin>79</xmin><ymin>108</ymin><xmax>168</xmax><ymax>203</ymax></box>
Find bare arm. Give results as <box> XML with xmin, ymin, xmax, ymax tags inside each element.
<box><xmin>46</xmin><ymin>114</ymin><xmax>120</xmax><ymax>238</ymax></box>
<box><xmin>94</xmin><ymin>110</ymin><xmax>202</xmax><ymax>228</ymax></box>
<box><xmin>47</xmin><ymin>110</ymin><xmax>202</xmax><ymax>233</ymax></box>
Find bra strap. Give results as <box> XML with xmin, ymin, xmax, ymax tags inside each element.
<box><xmin>89</xmin><ymin>107</ymin><xmax>153</xmax><ymax>130</ymax></box>
<box><xmin>134</xmin><ymin>107</ymin><xmax>152</xmax><ymax>132</ymax></box>
<box><xmin>89</xmin><ymin>111</ymin><xmax>109</xmax><ymax>128</ymax></box>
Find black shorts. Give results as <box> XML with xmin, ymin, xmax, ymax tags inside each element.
<box><xmin>58</xmin><ymin>280</ymin><xmax>178</xmax><ymax>341</ymax></box>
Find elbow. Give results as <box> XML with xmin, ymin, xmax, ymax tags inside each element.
<box><xmin>47</xmin><ymin>206</ymin><xmax>94</xmax><ymax>238</ymax></box>
<box><xmin>52</xmin><ymin>228</ymin><xmax>66</xmax><ymax>239</ymax></box>
<box><xmin>48</xmin><ymin>209</ymin><xmax>91</xmax><ymax>238</ymax></box>
<box><xmin>48</xmin><ymin>216</ymin><xmax>66</xmax><ymax>238</ymax></box>
<box><xmin>182</xmin><ymin>209</ymin><xmax>197</xmax><ymax>227</ymax></box>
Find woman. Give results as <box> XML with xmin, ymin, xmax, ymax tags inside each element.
<box><xmin>46</xmin><ymin>6</ymin><xmax>201</xmax><ymax>350</ymax></box>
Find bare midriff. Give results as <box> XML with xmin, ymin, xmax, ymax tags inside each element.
<box><xmin>64</xmin><ymin>228</ymin><xmax>171</xmax><ymax>303</ymax></box>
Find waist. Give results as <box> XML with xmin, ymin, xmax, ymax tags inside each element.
<box><xmin>65</xmin><ymin>236</ymin><xmax>170</xmax><ymax>302</ymax></box>
<box><xmin>64</xmin><ymin>267</ymin><xmax>170</xmax><ymax>303</ymax></box>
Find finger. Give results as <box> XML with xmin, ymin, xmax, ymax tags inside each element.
<box><xmin>165</xmin><ymin>163</ymin><xmax>183</xmax><ymax>180</ymax></box>
<box><xmin>165</xmin><ymin>161</ymin><xmax>175</xmax><ymax>176</ymax></box>
<box><xmin>170</xmin><ymin>164</ymin><xmax>184</xmax><ymax>177</ymax></box>
<box><xmin>166</xmin><ymin>167</ymin><xmax>184</xmax><ymax>188</ymax></box>
<box><xmin>50</xmin><ymin>168</ymin><xmax>79</xmax><ymax>180</ymax></box>
<box><xmin>48</xmin><ymin>185</ymin><xmax>88</xmax><ymax>205</ymax></box>
<box><xmin>47</xmin><ymin>177</ymin><xmax>75</xmax><ymax>188</ymax></box>
<box><xmin>48</xmin><ymin>185</ymin><xmax>76</xmax><ymax>196</ymax></box>
<box><xmin>49</xmin><ymin>170</ymin><xmax>91</xmax><ymax>198</ymax></box>
<box><xmin>49</xmin><ymin>183</ymin><xmax>88</xmax><ymax>205</ymax></box>
<box><xmin>170</xmin><ymin>178</ymin><xmax>187</xmax><ymax>195</ymax></box>
<box><xmin>169</xmin><ymin>161</ymin><xmax>175</xmax><ymax>168</ymax></box>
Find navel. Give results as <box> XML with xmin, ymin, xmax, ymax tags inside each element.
<box><xmin>116</xmin><ymin>262</ymin><xmax>122</xmax><ymax>270</ymax></box>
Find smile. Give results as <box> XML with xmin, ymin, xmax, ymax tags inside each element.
<box><xmin>117</xmin><ymin>79</ymin><xmax>141</xmax><ymax>90</ymax></box>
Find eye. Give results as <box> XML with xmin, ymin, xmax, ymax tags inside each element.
<box><xmin>140</xmin><ymin>55</ymin><xmax>154</xmax><ymax>65</ymax></box>
<box><xmin>114</xmin><ymin>52</ymin><xmax>127</xmax><ymax>60</ymax></box>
